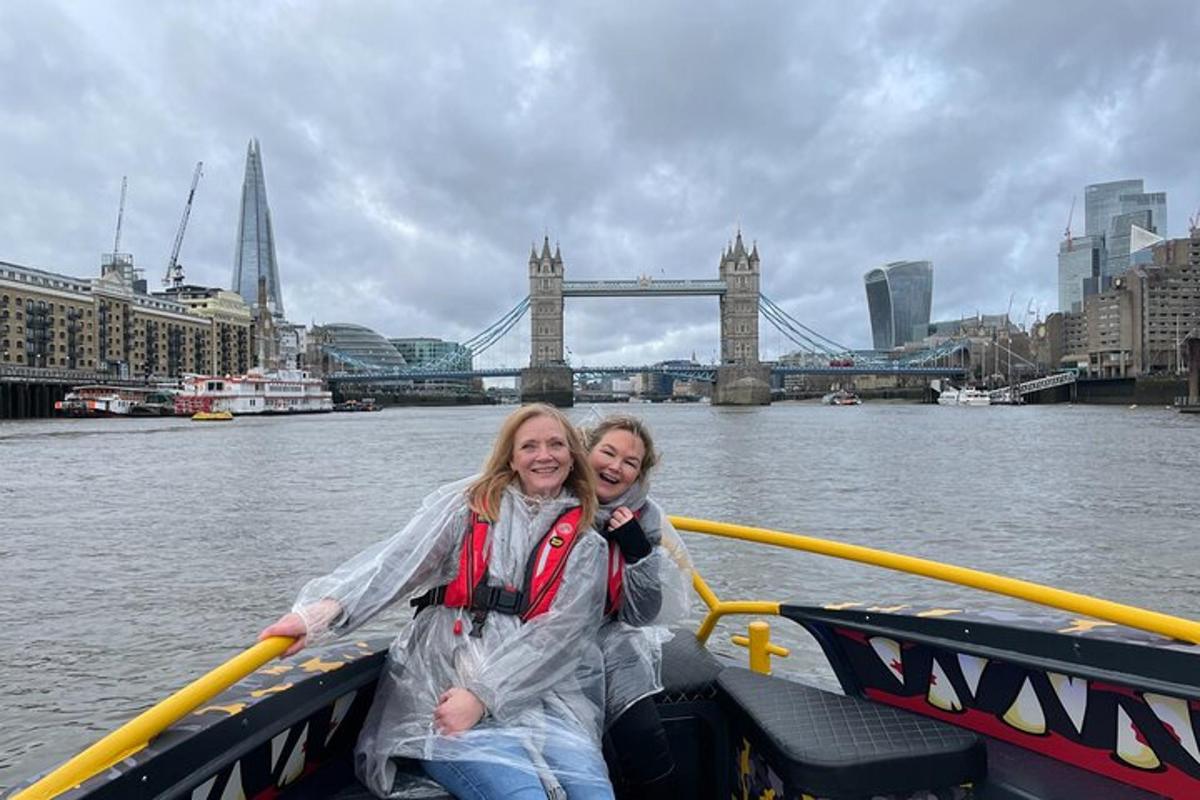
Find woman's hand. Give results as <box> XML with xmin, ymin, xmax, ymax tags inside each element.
<box><xmin>608</xmin><ymin>506</ymin><xmax>634</xmax><ymax>531</ymax></box>
<box><xmin>433</xmin><ymin>687</ymin><xmax>486</xmax><ymax>735</ymax></box>
<box><xmin>258</xmin><ymin>612</ymin><xmax>308</xmax><ymax>657</ymax></box>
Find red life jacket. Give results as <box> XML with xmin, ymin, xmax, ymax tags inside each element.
<box><xmin>603</xmin><ymin>508</ymin><xmax>644</xmax><ymax>618</ymax></box>
<box><xmin>411</xmin><ymin>506</ymin><xmax>586</xmax><ymax>635</ymax></box>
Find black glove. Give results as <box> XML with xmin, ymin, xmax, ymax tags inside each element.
<box><xmin>607</xmin><ymin>517</ymin><xmax>652</xmax><ymax>564</ymax></box>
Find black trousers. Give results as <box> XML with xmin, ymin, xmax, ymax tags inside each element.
<box><xmin>605</xmin><ymin>696</ymin><xmax>676</xmax><ymax>798</ymax></box>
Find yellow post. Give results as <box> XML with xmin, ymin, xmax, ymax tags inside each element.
<box><xmin>731</xmin><ymin>620</ymin><xmax>790</xmax><ymax>674</ymax></box>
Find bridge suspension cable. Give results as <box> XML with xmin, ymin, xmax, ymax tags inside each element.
<box><xmin>757</xmin><ymin>294</ymin><xmax>853</xmax><ymax>357</ymax></box>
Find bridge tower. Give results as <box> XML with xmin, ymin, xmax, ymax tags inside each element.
<box><xmin>529</xmin><ymin>237</ymin><xmax>564</xmax><ymax>366</ymax></box>
<box><xmin>522</xmin><ymin>236</ymin><xmax>574</xmax><ymax>406</ymax></box>
<box><xmin>715</xmin><ymin>231</ymin><xmax>771</xmax><ymax>404</ymax></box>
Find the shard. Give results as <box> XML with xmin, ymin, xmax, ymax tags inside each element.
<box><xmin>231</xmin><ymin>138</ymin><xmax>284</xmax><ymax>318</ymax></box>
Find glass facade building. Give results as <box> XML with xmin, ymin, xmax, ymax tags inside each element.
<box><xmin>312</xmin><ymin>323</ymin><xmax>408</xmax><ymax>372</ymax></box>
<box><xmin>1057</xmin><ymin>235</ymin><xmax>1103</xmax><ymax>313</ymax></box>
<box><xmin>389</xmin><ymin>338</ymin><xmax>472</xmax><ymax>370</ymax></box>
<box><xmin>1063</xmin><ymin>180</ymin><xmax>1168</xmax><ymax>311</ymax></box>
<box><xmin>231</xmin><ymin>139</ymin><xmax>285</xmax><ymax>318</ymax></box>
<box><xmin>864</xmin><ymin>261</ymin><xmax>933</xmax><ymax>350</ymax></box>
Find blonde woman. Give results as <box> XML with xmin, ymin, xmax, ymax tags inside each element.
<box><xmin>585</xmin><ymin>415</ymin><xmax>693</xmax><ymax>799</ymax></box>
<box><xmin>260</xmin><ymin>404</ymin><xmax>613</xmax><ymax>799</ymax></box>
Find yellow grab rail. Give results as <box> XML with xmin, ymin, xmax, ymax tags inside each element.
<box><xmin>671</xmin><ymin>515</ymin><xmax>1200</xmax><ymax>645</ymax></box>
<box><xmin>12</xmin><ymin>637</ymin><xmax>294</xmax><ymax>800</ymax></box>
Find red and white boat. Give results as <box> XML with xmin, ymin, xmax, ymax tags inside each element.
<box><xmin>56</xmin><ymin>385</ymin><xmax>155</xmax><ymax>417</ymax></box>
<box><xmin>173</xmin><ymin>370</ymin><xmax>333</xmax><ymax>416</ymax></box>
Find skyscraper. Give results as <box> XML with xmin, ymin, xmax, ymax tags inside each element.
<box><xmin>231</xmin><ymin>138</ymin><xmax>284</xmax><ymax>318</ymax></box>
<box><xmin>864</xmin><ymin>261</ymin><xmax>933</xmax><ymax>350</ymax></box>
<box><xmin>1060</xmin><ymin>179</ymin><xmax>1169</xmax><ymax>311</ymax></box>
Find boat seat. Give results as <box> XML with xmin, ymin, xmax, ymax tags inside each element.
<box><xmin>717</xmin><ymin>667</ymin><xmax>986</xmax><ymax>798</ymax></box>
<box><xmin>655</xmin><ymin>629</ymin><xmax>724</xmax><ymax>703</ymax></box>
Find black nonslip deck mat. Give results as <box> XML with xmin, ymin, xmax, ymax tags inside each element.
<box><xmin>718</xmin><ymin>667</ymin><xmax>986</xmax><ymax>797</ymax></box>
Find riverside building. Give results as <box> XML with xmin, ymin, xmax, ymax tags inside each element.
<box><xmin>1043</xmin><ymin>229</ymin><xmax>1200</xmax><ymax>376</ymax></box>
<box><xmin>1</xmin><ymin>260</ymin><xmax>252</xmax><ymax>379</ymax></box>
<box><xmin>1059</xmin><ymin>179</ymin><xmax>1168</xmax><ymax>312</ymax></box>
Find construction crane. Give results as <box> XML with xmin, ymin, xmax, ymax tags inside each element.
<box><xmin>164</xmin><ymin>161</ymin><xmax>203</xmax><ymax>289</ymax></box>
<box><xmin>1063</xmin><ymin>195</ymin><xmax>1076</xmax><ymax>252</ymax></box>
<box><xmin>112</xmin><ymin>176</ymin><xmax>127</xmax><ymax>254</ymax></box>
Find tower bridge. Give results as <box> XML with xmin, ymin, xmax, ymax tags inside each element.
<box><xmin>323</xmin><ymin>232</ymin><xmax>973</xmax><ymax>405</ymax></box>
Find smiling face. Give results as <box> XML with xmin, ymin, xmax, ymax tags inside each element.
<box><xmin>588</xmin><ymin>429</ymin><xmax>646</xmax><ymax>503</ymax></box>
<box><xmin>509</xmin><ymin>414</ymin><xmax>573</xmax><ymax>498</ymax></box>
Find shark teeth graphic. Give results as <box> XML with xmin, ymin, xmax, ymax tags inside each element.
<box><xmin>191</xmin><ymin>761</ymin><xmax>245</xmax><ymax>800</ymax></box>
<box><xmin>325</xmin><ymin>691</ymin><xmax>357</xmax><ymax>747</ymax></box>
<box><xmin>956</xmin><ymin>653</ymin><xmax>988</xmax><ymax>700</ymax></box>
<box><xmin>1116</xmin><ymin>705</ymin><xmax>1161</xmax><ymax>771</ymax></box>
<box><xmin>927</xmin><ymin>658</ymin><xmax>963</xmax><ymax>712</ymax></box>
<box><xmin>1003</xmin><ymin>677</ymin><xmax>1046</xmax><ymax>735</ymax></box>
<box><xmin>868</xmin><ymin>636</ymin><xmax>904</xmax><ymax>685</ymax></box>
<box><xmin>1048</xmin><ymin>672</ymin><xmax>1089</xmax><ymax>735</ymax></box>
<box><xmin>1145</xmin><ymin>693</ymin><xmax>1200</xmax><ymax>767</ymax></box>
<box><xmin>271</xmin><ymin>724</ymin><xmax>308</xmax><ymax>788</ymax></box>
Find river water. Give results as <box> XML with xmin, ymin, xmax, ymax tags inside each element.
<box><xmin>2</xmin><ymin>401</ymin><xmax>1198</xmax><ymax>790</ymax></box>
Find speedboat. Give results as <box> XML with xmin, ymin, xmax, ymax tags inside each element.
<box><xmin>821</xmin><ymin>389</ymin><xmax>862</xmax><ymax>406</ymax></box>
<box><xmin>10</xmin><ymin>517</ymin><xmax>1199</xmax><ymax>799</ymax></box>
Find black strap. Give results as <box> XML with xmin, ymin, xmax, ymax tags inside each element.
<box><xmin>409</xmin><ymin>584</ymin><xmax>526</xmax><ymax>618</ymax></box>
<box><xmin>410</xmin><ymin>586</ymin><xmax>447</xmax><ymax>614</ymax></box>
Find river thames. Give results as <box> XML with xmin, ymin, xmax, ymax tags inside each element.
<box><xmin>2</xmin><ymin>402</ymin><xmax>1198</xmax><ymax>790</ymax></box>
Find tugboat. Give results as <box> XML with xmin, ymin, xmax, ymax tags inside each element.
<box><xmin>10</xmin><ymin>517</ymin><xmax>1200</xmax><ymax>800</ymax></box>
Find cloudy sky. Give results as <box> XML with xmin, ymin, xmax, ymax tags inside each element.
<box><xmin>3</xmin><ymin>1</ymin><xmax>1198</xmax><ymax>366</ymax></box>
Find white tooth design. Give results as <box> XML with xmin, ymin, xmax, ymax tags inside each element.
<box><xmin>222</xmin><ymin>763</ymin><xmax>246</xmax><ymax>800</ymax></box>
<box><xmin>192</xmin><ymin>763</ymin><xmax>245</xmax><ymax>800</ymax></box>
<box><xmin>957</xmin><ymin>654</ymin><xmax>988</xmax><ymax>699</ymax></box>
<box><xmin>869</xmin><ymin>636</ymin><xmax>904</xmax><ymax>685</ymax></box>
<box><xmin>271</xmin><ymin>725</ymin><xmax>309</xmax><ymax>787</ymax></box>
<box><xmin>1002</xmin><ymin>678</ymin><xmax>1046</xmax><ymax>734</ymax></box>
<box><xmin>191</xmin><ymin>776</ymin><xmax>216</xmax><ymax>800</ymax></box>
<box><xmin>1048</xmin><ymin>672</ymin><xmax>1088</xmax><ymax>734</ymax></box>
<box><xmin>927</xmin><ymin>658</ymin><xmax>962</xmax><ymax>712</ymax></box>
<box><xmin>325</xmin><ymin>691</ymin><xmax>357</xmax><ymax>747</ymax></box>
<box><xmin>1116</xmin><ymin>705</ymin><xmax>1161</xmax><ymax>770</ymax></box>
<box><xmin>1145</xmin><ymin>693</ymin><xmax>1200</xmax><ymax>766</ymax></box>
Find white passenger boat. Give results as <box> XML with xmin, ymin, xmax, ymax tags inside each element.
<box><xmin>173</xmin><ymin>369</ymin><xmax>333</xmax><ymax>416</ymax></box>
<box><xmin>933</xmin><ymin>380</ymin><xmax>992</xmax><ymax>407</ymax></box>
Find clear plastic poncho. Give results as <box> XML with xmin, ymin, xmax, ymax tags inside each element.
<box><xmin>594</xmin><ymin>482</ymin><xmax>694</xmax><ymax>724</ymax></box>
<box><xmin>291</xmin><ymin>477</ymin><xmax>610</xmax><ymax>798</ymax></box>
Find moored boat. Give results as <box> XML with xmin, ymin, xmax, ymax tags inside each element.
<box><xmin>54</xmin><ymin>385</ymin><xmax>158</xmax><ymax>417</ymax></box>
<box><xmin>10</xmin><ymin>516</ymin><xmax>1199</xmax><ymax>800</ymax></box>
<box><xmin>933</xmin><ymin>380</ymin><xmax>992</xmax><ymax>407</ymax></box>
<box><xmin>173</xmin><ymin>369</ymin><xmax>333</xmax><ymax>416</ymax></box>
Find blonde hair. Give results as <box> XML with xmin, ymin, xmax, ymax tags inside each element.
<box><xmin>583</xmin><ymin>414</ymin><xmax>659</xmax><ymax>479</ymax></box>
<box><xmin>468</xmin><ymin>404</ymin><xmax>596</xmax><ymax>528</ymax></box>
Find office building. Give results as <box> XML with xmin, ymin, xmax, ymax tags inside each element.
<box><xmin>231</xmin><ymin>139</ymin><xmax>285</xmax><ymax>319</ymax></box>
<box><xmin>864</xmin><ymin>261</ymin><xmax>933</xmax><ymax>350</ymax></box>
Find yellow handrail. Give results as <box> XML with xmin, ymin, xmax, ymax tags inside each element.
<box><xmin>12</xmin><ymin>637</ymin><xmax>294</xmax><ymax>800</ymax></box>
<box><xmin>671</xmin><ymin>515</ymin><xmax>1200</xmax><ymax>645</ymax></box>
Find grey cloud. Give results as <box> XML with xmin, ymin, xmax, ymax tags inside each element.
<box><xmin>2</xmin><ymin>0</ymin><xmax>1198</xmax><ymax>362</ymax></box>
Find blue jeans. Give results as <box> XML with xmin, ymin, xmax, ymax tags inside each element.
<box><xmin>422</xmin><ymin>731</ymin><xmax>614</xmax><ymax>799</ymax></box>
